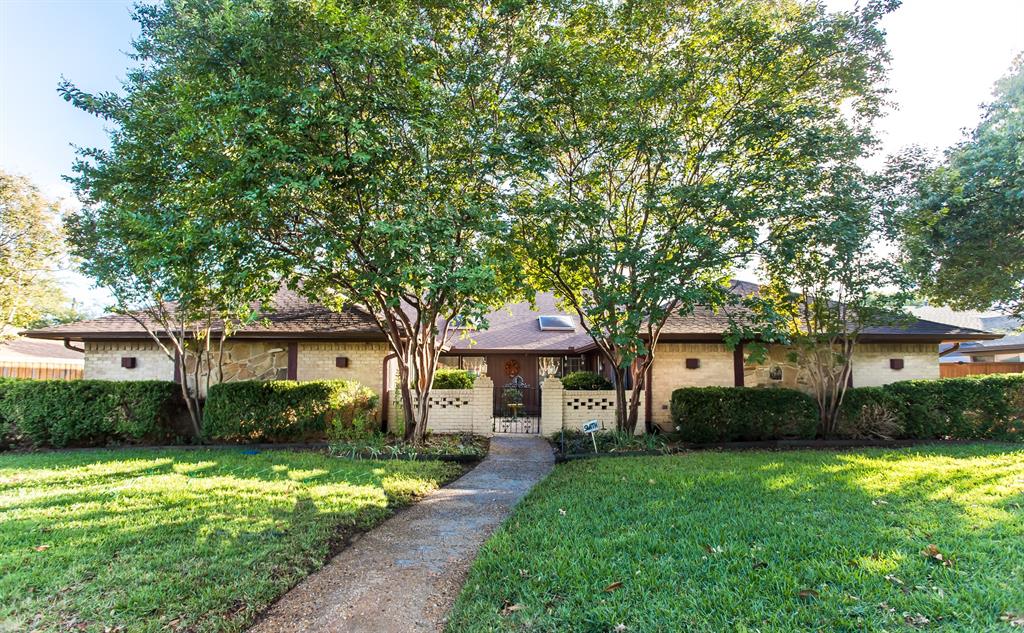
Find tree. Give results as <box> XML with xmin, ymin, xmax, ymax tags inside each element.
<box><xmin>0</xmin><ymin>171</ymin><xmax>70</xmax><ymax>336</ymax></box>
<box><xmin>884</xmin><ymin>56</ymin><xmax>1024</xmax><ymax>319</ymax></box>
<box><xmin>64</xmin><ymin>199</ymin><xmax>269</xmax><ymax>437</ymax></box>
<box><xmin>61</xmin><ymin>0</ymin><xmax>527</xmax><ymax>442</ymax></box>
<box><xmin>758</xmin><ymin>169</ymin><xmax>910</xmax><ymax>437</ymax></box>
<box><xmin>510</xmin><ymin>0</ymin><xmax>895</xmax><ymax>433</ymax></box>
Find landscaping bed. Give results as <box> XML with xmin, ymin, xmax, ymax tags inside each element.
<box><xmin>329</xmin><ymin>433</ymin><xmax>489</xmax><ymax>461</ymax></box>
<box><xmin>0</xmin><ymin>448</ymin><xmax>464</xmax><ymax>633</ymax></box>
<box><xmin>448</xmin><ymin>444</ymin><xmax>1024</xmax><ymax>631</ymax></box>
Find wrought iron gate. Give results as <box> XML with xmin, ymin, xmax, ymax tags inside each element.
<box><xmin>493</xmin><ymin>376</ymin><xmax>540</xmax><ymax>434</ymax></box>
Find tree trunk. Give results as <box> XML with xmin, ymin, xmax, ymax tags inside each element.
<box><xmin>611</xmin><ymin>364</ymin><xmax>632</xmax><ymax>434</ymax></box>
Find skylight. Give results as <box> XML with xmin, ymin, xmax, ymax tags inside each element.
<box><xmin>538</xmin><ymin>315</ymin><xmax>575</xmax><ymax>331</ymax></box>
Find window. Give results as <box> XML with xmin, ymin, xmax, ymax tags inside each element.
<box><xmin>540</xmin><ymin>355</ymin><xmax>586</xmax><ymax>378</ymax></box>
<box><xmin>537</xmin><ymin>315</ymin><xmax>575</xmax><ymax>331</ymax></box>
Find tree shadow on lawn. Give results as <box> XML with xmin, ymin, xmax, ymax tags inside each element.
<box><xmin>448</xmin><ymin>445</ymin><xmax>1024</xmax><ymax>632</ymax></box>
<box><xmin>0</xmin><ymin>450</ymin><xmax>449</xmax><ymax>632</ymax></box>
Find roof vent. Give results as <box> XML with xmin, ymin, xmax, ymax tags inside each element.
<box><xmin>538</xmin><ymin>315</ymin><xmax>575</xmax><ymax>331</ymax></box>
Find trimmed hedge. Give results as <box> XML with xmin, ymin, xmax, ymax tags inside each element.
<box><xmin>670</xmin><ymin>387</ymin><xmax>818</xmax><ymax>443</ymax></box>
<box><xmin>203</xmin><ymin>379</ymin><xmax>378</xmax><ymax>443</ymax></box>
<box><xmin>876</xmin><ymin>374</ymin><xmax>1024</xmax><ymax>441</ymax></box>
<box><xmin>0</xmin><ymin>379</ymin><xmax>183</xmax><ymax>448</ymax></box>
<box><xmin>434</xmin><ymin>368</ymin><xmax>475</xmax><ymax>389</ymax></box>
<box><xmin>671</xmin><ymin>374</ymin><xmax>1024</xmax><ymax>442</ymax></box>
<box><xmin>561</xmin><ymin>371</ymin><xmax>613</xmax><ymax>391</ymax></box>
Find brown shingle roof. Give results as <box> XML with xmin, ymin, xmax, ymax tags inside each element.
<box><xmin>23</xmin><ymin>282</ymin><xmax>1001</xmax><ymax>346</ymax></box>
<box><xmin>22</xmin><ymin>286</ymin><xmax>384</xmax><ymax>341</ymax></box>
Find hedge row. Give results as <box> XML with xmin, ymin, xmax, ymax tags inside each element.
<box><xmin>202</xmin><ymin>379</ymin><xmax>378</xmax><ymax>443</ymax></box>
<box><xmin>0</xmin><ymin>379</ymin><xmax>184</xmax><ymax>448</ymax></box>
<box><xmin>670</xmin><ymin>387</ymin><xmax>819</xmax><ymax>443</ymax></box>
<box><xmin>671</xmin><ymin>374</ymin><xmax>1024</xmax><ymax>443</ymax></box>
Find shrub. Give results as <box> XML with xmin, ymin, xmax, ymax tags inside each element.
<box><xmin>837</xmin><ymin>387</ymin><xmax>904</xmax><ymax>439</ymax></box>
<box><xmin>203</xmin><ymin>379</ymin><xmax>379</xmax><ymax>443</ymax></box>
<box><xmin>433</xmin><ymin>368</ymin><xmax>475</xmax><ymax>389</ymax></box>
<box><xmin>561</xmin><ymin>371</ymin><xmax>613</xmax><ymax>390</ymax></box>
<box><xmin>0</xmin><ymin>379</ymin><xmax>183</xmax><ymax>448</ymax></box>
<box><xmin>880</xmin><ymin>374</ymin><xmax>1024</xmax><ymax>440</ymax></box>
<box><xmin>670</xmin><ymin>387</ymin><xmax>818</xmax><ymax>443</ymax></box>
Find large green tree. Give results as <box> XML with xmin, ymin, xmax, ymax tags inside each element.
<box><xmin>62</xmin><ymin>0</ymin><xmax>526</xmax><ymax>442</ymax></box>
<box><xmin>511</xmin><ymin>0</ymin><xmax>895</xmax><ymax>433</ymax></box>
<box><xmin>0</xmin><ymin>171</ymin><xmax>73</xmax><ymax>336</ymax></box>
<box><xmin>758</xmin><ymin>167</ymin><xmax>910</xmax><ymax>437</ymax></box>
<box><xmin>884</xmin><ymin>56</ymin><xmax>1024</xmax><ymax>319</ymax></box>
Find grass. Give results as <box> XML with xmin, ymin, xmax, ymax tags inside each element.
<box><xmin>448</xmin><ymin>445</ymin><xmax>1024</xmax><ymax>632</ymax></box>
<box><xmin>0</xmin><ymin>448</ymin><xmax>463</xmax><ymax>633</ymax></box>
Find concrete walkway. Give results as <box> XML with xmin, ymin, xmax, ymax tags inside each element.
<box><xmin>249</xmin><ymin>435</ymin><xmax>554</xmax><ymax>633</ymax></box>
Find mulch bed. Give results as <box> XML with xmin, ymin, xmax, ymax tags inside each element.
<box><xmin>555</xmin><ymin>438</ymin><xmax>1014</xmax><ymax>462</ymax></box>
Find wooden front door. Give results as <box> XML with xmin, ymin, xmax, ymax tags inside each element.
<box><xmin>487</xmin><ymin>354</ymin><xmax>540</xmax><ymax>416</ymax></box>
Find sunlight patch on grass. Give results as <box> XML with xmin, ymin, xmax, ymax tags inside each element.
<box><xmin>0</xmin><ymin>448</ymin><xmax>462</xmax><ymax>633</ymax></box>
<box><xmin>448</xmin><ymin>445</ymin><xmax>1024</xmax><ymax>632</ymax></box>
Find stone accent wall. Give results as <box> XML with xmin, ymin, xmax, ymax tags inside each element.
<box><xmin>650</xmin><ymin>343</ymin><xmax>734</xmax><ymax>428</ymax></box>
<box><xmin>185</xmin><ymin>341</ymin><xmax>289</xmax><ymax>395</ymax></box>
<box><xmin>424</xmin><ymin>375</ymin><xmax>494</xmax><ymax>435</ymax></box>
<box><xmin>540</xmin><ymin>377</ymin><xmax>643</xmax><ymax>435</ymax></box>
<box><xmin>746</xmin><ymin>343</ymin><xmax>939</xmax><ymax>390</ymax></box>
<box><xmin>851</xmin><ymin>343</ymin><xmax>939</xmax><ymax>387</ymax></box>
<box><xmin>84</xmin><ymin>341</ymin><xmax>175</xmax><ymax>382</ymax></box>
<box><xmin>296</xmin><ymin>342</ymin><xmax>390</xmax><ymax>395</ymax></box>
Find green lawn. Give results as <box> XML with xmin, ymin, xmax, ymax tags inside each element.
<box><xmin>0</xmin><ymin>448</ymin><xmax>463</xmax><ymax>633</ymax></box>
<box><xmin>448</xmin><ymin>446</ymin><xmax>1024</xmax><ymax>632</ymax></box>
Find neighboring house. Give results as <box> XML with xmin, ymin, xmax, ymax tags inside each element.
<box><xmin>0</xmin><ymin>334</ymin><xmax>84</xmax><ymax>379</ymax></box>
<box><xmin>24</xmin><ymin>283</ymin><xmax>1000</xmax><ymax>432</ymax></box>
<box><xmin>908</xmin><ymin>306</ymin><xmax>1022</xmax><ymax>363</ymax></box>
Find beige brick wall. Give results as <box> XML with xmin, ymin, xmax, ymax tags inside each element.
<box><xmin>562</xmin><ymin>389</ymin><xmax>644</xmax><ymax>433</ymax></box>
<box><xmin>650</xmin><ymin>343</ymin><xmax>734</xmax><ymax>427</ymax></box>
<box><xmin>745</xmin><ymin>343</ymin><xmax>939</xmax><ymax>390</ymax></box>
<box><xmin>852</xmin><ymin>343</ymin><xmax>939</xmax><ymax>387</ymax></box>
<box><xmin>424</xmin><ymin>376</ymin><xmax>494</xmax><ymax>435</ymax></box>
<box><xmin>84</xmin><ymin>341</ymin><xmax>175</xmax><ymax>382</ymax></box>
<box><xmin>296</xmin><ymin>342</ymin><xmax>390</xmax><ymax>395</ymax></box>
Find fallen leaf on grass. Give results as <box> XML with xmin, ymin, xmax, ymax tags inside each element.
<box><xmin>500</xmin><ymin>602</ymin><xmax>524</xmax><ymax>616</ymax></box>
<box><xmin>884</xmin><ymin>574</ymin><xmax>904</xmax><ymax>586</ymax></box>
<box><xmin>905</xmin><ymin>613</ymin><xmax>930</xmax><ymax>627</ymax></box>
<box><xmin>921</xmin><ymin>544</ymin><xmax>954</xmax><ymax>567</ymax></box>
<box><xmin>871</xmin><ymin>499</ymin><xmax>889</xmax><ymax>506</ymax></box>
<box><xmin>1001</xmin><ymin>613</ymin><xmax>1024</xmax><ymax>627</ymax></box>
<box><xmin>33</xmin><ymin>545</ymin><xmax>49</xmax><ymax>552</ymax></box>
<box><xmin>603</xmin><ymin>581</ymin><xmax>623</xmax><ymax>592</ymax></box>
<box><xmin>752</xmin><ymin>559</ymin><xmax>768</xmax><ymax>570</ymax></box>
<box><xmin>614</xmin><ymin>625</ymin><xmax>628</xmax><ymax>632</ymax></box>
<box><xmin>702</xmin><ymin>544</ymin><xmax>723</xmax><ymax>555</ymax></box>
<box><xmin>558</xmin><ymin>508</ymin><xmax>566</xmax><ymax>516</ymax></box>
<box><xmin>798</xmin><ymin>589</ymin><xmax>819</xmax><ymax>600</ymax></box>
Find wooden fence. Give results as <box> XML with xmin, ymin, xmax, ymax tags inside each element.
<box><xmin>0</xmin><ymin>362</ymin><xmax>83</xmax><ymax>380</ymax></box>
<box><xmin>940</xmin><ymin>362</ymin><xmax>1024</xmax><ymax>379</ymax></box>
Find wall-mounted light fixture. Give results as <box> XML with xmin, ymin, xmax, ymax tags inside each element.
<box><xmin>890</xmin><ymin>358</ymin><xmax>904</xmax><ymax>370</ymax></box>
<box><xmin>121</xmin><ymin>357</ymin><xmax>137</xmax><ymax>369</ymax></box>
<box><xmin>685</xmin><ymin>358</ymin><xmax>700</xmax><ymax>370</ymax></box>
<box><xmin>335</xmin><ymin>357</ymin><xmax>349</xmax><ymax>368</ymax></box>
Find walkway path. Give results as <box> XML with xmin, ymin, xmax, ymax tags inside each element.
<box><xmin>249</xmin><ymin>435</ymin><xmax>554</xmax><ymax>633</ymax></box>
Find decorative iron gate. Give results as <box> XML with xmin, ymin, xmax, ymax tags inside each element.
<box><xmin>493</xmin><ymin>376</ymin><xmax>541</xmax><ymax>434</ymax></box>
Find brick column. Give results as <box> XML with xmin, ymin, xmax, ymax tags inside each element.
<box><xmin>472</xmin><ymin>374</ymin><xmax>494</xmax><ymax>436</ymax></box>
<box><xmin>540</xmin><ymin>376</ymin><xmax>564</xmax><ymax>436</ymax></box>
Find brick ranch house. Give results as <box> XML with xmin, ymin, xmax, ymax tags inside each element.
<box><xmin>23</xmin><ymin>283</ymin><xmax>1001</xmax><ymax>434</ymax></box>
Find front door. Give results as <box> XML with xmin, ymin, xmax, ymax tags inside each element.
<box><xmin>488</xmin><ymin>354</ymin><xmax>540</xmax><ymax>432</ymax></box>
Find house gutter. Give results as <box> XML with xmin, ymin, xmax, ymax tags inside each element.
<box><xmin>63</xmin><ymin>338</ymin><xmax>85</xmax><ymax>353</ymax></box>
<box><xmin>939</xmin><ymin>342</ymin><xmax>961</xmax><ymax>357</ymax></box>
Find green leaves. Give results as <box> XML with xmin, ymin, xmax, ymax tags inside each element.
<box><xmin>885</xmin><ymin>56</ymin><xmax>1024</xmax><ymax>319</ymax></box>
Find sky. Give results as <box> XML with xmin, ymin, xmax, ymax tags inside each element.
<box><xmin>1</xmin><ymin>0</ymin><xmax>1023</xmax><ymax>312</ymax></box>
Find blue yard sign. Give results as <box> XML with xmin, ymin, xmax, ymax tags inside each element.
<box><xmin>582</xmin><ymin>420</ymin><xmax>599</xmax><ymax>452</ymax></box>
